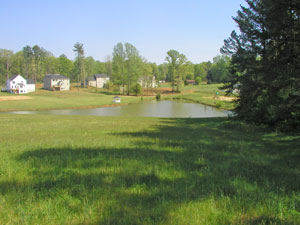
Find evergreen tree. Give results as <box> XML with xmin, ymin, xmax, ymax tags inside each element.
<box><xmin>221</xmin><ymin>0</ymin><xmax>300</xmax><ymax>131</ymax></box>
<box><xmin>73</xmin><ymin>42</ymin><xmax>85</xmax><ymax>87</ymax></box>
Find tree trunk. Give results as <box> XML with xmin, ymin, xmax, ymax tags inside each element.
<box><xmin>6</xmin><ymin>61</ymin><xmax>9</xmax><ymax>80</ymax></box>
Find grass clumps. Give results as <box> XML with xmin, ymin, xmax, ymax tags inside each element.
<box><xmin>0</xmin><ymin>114</ymin><xmax>299</xmax><ymax>224</ymax></box>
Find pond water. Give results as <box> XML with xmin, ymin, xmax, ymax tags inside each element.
<box><xmin>6</xmin><ymin>100</ymin><xmax>231</xmax><ymax>118</ymax></box>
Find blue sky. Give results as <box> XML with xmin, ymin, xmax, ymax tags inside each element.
<box><xmin>1</xmin><ymin>0</ymin><xmax>244</xmax><ymax>64</ymax></box>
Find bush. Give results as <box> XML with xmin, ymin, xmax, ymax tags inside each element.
<box><xmin>103</xmin><ymin>81</ymin><xmax>112</xmax><ymax>89</ymax></box>
<box><xmin>195</xmin><ymin>77</ymin><xmax>202</xmax><ymax>85</ymax></box>
<box><xmin>215</xmin><ymin>102</ymin><xmax>222</xmax><ymax>108</ymax></box>
<box><xmin>156</xmin><ymin>93</ymin><xmax>161</xmax><ymax>100</ymax></box>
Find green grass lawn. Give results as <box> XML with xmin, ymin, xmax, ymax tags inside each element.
<box><xmin>0</xmin><ymin>87</ymin><xmax>153</xmax><ymax>112</ymax></box>
<box><xmin>164</xmin><ymin>83</ymin><xmax>236</xmax><ymax>110</ymax></box>
<box><xmin>0</xmin><ymin>83</ymin><xmax>234</xmax><ymax>112</ymax></box>
<box><xmin>0</xmin><ymin>114</ymin><xmax>299</xmax><ymax>224</ymax></box>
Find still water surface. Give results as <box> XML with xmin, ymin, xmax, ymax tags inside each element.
<box><xmin>8</xmin><ymin>100</ymin><xmax>231</xmax><ymax>118</ymax></box>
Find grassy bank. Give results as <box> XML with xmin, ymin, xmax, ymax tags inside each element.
<box><xmin>0</xmin><ymin>83</ymin><xmax>234</xmax><ymax>112</ymax></box>
<box><xmin>0</xmin><ymin>86</ymin><xmax>153</xmax><ymax>112</ymax></box>
<box><xmin>163</xmin><ymin>83</ymin><xmax>236</xmax><ymax>110</ymax></box>
<box><xmin>0</xmin><ymin>114</ymin><xmax>299</xmax><ymax>224</ymax></box>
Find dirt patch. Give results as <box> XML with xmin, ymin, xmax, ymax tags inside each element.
<box><xmin>142</xmin><ymin>88</ymin><xmax>174</xmax><ymax>96</ymax></box>
<box><xmin>204</xmin><ymin>96</ymin><xmax>237</xmax><ymax>102</ymax></box>
<box><xmin>0</xmin><ymin>96</ymin><xmax>32</xmax><ymax>102</ymax></box>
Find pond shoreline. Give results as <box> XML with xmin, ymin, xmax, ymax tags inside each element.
<box><xmin>0</xmin><ymin>96</ymin><xmax>233</xmax><ymax>113</ymax></box>
<box><xmin>2</xmin><ymin>100</ymin><xmax>231</xmax><ymax>118</ymax></box>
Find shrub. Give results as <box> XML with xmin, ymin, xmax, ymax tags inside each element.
<box><xmin>156</xmin><ymin>93</ymin><xmax>161</xmax><ymax>100</ymax></box>
<box><xmin>195</xmin><ymin>77</ymin><xmax>202</xmax><ymax>85</ymax></box>
<box><xmin>215</xmin><ymin>102</ymin><xmax>222</xmax><ymax>108</ymax></box>
<box><xmin>103</xmin><ymin>81</ymin><xmax>111</xmax><ymax>89</ymax></box>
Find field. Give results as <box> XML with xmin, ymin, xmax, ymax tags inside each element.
<box><xmin>0</xmin><ymin>83</ymin><xmax>235</xmax><ymax>112</ymax></box>
<box><xmin>0</xmin><ymin>114</ymin><xmax>299</xmax><ymax>224</ymax></box>
<box><xmin>0</xmin><ymin>85</ymin><xmax>150</xmax><ymax>112</ymax></box>
<box><xmin>164</xmin><ymin>83</ymin><xmax>236</xmax><ymax>110</ymax></box>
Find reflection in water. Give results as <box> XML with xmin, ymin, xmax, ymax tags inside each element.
<box><xmin>7</xmin><ymin>101</ymin><xmax>231</xmax><ymax>118</ymax></box>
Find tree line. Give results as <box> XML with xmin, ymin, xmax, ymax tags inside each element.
<box><xmin>0</xmin><ymin>43</ymin><xmax>231</xmax><ymax>90</ymax></box>
<box><xmin>222</xmin><ymin>0</ymin><xmax>300</xmax><ymax>131</ymax></box>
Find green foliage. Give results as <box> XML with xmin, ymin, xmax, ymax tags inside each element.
<box><xmin>194</xmin><ymin>62</ymin><xmax>211</xmax><ymax>81</ymax></box>
<box><xmin>58</xmin><ymin>54</ymin><xmax>73</xmax><ymax>77</ymax></box>
<box><xmin>215</xmin><ymin>102</ymin><xmax>222</xmax><ymax>108</ymax></box>
<box><xmin>131</xmin><ymin>83</ymin><xmax>142</xmax><ymax>96</ymax></box>
<box><xmin>165</xmin><ymin>50</ymin><xmax>187</xmax><ymax>92</ymax></box>
<box><xmin>195</xmin><ymin>77</ymin><xmax>202</xmax><ymax>85</ymax></box>
<box><xmin>0</xmin><ymin>49</ymin><xmax>13</xmax><ymax>83</ymax></box>
<box><xmin>206</xmin><ymin>55</ymin><xmax>231</xmax><ymax>83</ymax></box>
<box><xmin>103</xmin><ymin>80</ymin><xmax>112</xmax><ymax>89</ymax></box>
<box><xmin>222</xmin><ymin>0</ymin><xmax>300</xmax><ymax>131</ymax></box>
<box><xmin>112</xmin><ymin>42</ymin><xmax>143</xmax><ymax>95</ymax></box>
<box><xmin>73</xmin><ymin>42</ymin><xmax>85</xmax><ymax>85</ymax></box>
<box><xmin>156</xmin><ymin>93</ymin><xmax>161</xmax><ymax>100</ymax></box>
<box><xmin>157</xmin><ymin>63</ymin><xmax>168</xmax><ymax>81</ymax></box>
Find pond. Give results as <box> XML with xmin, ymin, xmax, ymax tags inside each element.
<box><xmin>6</xmin><ymin>100</ymin><xmax>231</xmax><ymax>118</ymax></box>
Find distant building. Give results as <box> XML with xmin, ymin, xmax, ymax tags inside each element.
<box><xmin>232</xmin><ymin>83</ymin><xmax>241</xmax><ymax>94</ymax></box>
<box><xmin>3</xmin><ymin>75</ymin><xmax>35</xmax><ymax>94</ymax></box>
<box><xmin>138</xmin><ymin>76</ymin><xmax>158</xmax><ymax>88</ymax></box>
<box><xmin>85</xmin><ymin>74</ymin><xmax>110</xmax><ymax>88</ymax></box>
<box><xmin>113</xmin><ymin>96</ymin><xmax>121</xmax><ymax>103</ymax></box>
<box><xmin>186</xmin><ymin>80</ymin><xmax>196</xmax><ymax>85</ymax></box>
<box><xmin>26</xmin><ymin>79</ymin><xmax>36</xmax><ymax>92</ymax></box>
<box><xmin>43</xmin><ymin>74</ymin><xmax>70</xmax><ymax>91</ymax></box>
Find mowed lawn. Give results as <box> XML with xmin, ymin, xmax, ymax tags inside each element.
<box><xmin>0</xmin><ymin>114</ymin><xmax>299</xmax><ymax>224</ymax></box>
<box><xmin>0</xmin><ymin>83</ymin><xmax>234</xmax><ymax>112</ymax></box>
<box><xmin>0</xmin><ymin>87</ymin><xmax>150</xmax><ymax>112</ymax></box>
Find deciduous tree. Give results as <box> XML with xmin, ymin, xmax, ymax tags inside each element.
<box><xmin>165</xmin><ymin>50</ymin><xmax>187</xmax><ymax>91</ymax></box>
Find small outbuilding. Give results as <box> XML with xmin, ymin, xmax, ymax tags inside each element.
<box><xmin>113</xmin><ymin>96</ymin><xmax>121</xmax><ymax>103</ymax></box>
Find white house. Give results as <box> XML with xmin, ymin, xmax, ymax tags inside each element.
<box><xmin>85</xmin><ymin>74</ymin><xmax>110</xmax><ymax>88</ymax></box>
<box><xmin>43</xmin><ymin>74</ymin><xmax>70</xmax><ymax>91</ymax></box>
<box><xmin>3</xmin><ymin>75</ymin><xmax>35</xmax><ymax>94</ymax></box>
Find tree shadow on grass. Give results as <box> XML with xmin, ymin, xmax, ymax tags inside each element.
<box><xmin>4</xmin><ymin>117</ymin><xmax>299</xmax><ymax>224</ymax></box>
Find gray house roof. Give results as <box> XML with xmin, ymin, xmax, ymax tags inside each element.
<box><xmin>26</xmin><ymin>79</ymin><xmax>35</xmax><ymax>84</ymax></box>
<box><xmin>44</xmin><ymin>74</ymin><xmax>69</xmax><ymax>80</ymax></box>
<box><xmin>86</xmin><ymin>75</ymin><xmax>96</xmax><ymax>82</ymax></box>
<box><xmin>9</xmin><ymin>75</ymin><xmax>21</xmax><ymax>81</ymax></box>
<box><xmin>86</xmin><ymin>74</ymin><xmax>109</xmax><ymax>82</ymax></box>
<box><xmin>94</xmin><ymin>74</ymin><xmax>109</xmax><ymax>79</ymax></box>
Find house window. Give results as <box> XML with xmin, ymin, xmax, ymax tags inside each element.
<box><xmin>13</xmin><ymin>81</ymin><xmax>15</xmax><ymax>84</ymax></box>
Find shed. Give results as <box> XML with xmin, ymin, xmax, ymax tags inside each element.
<box><xmin>113</xmin><ymin>96</ymin><xmax>121</xmax><ymax>103</ymax></box>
